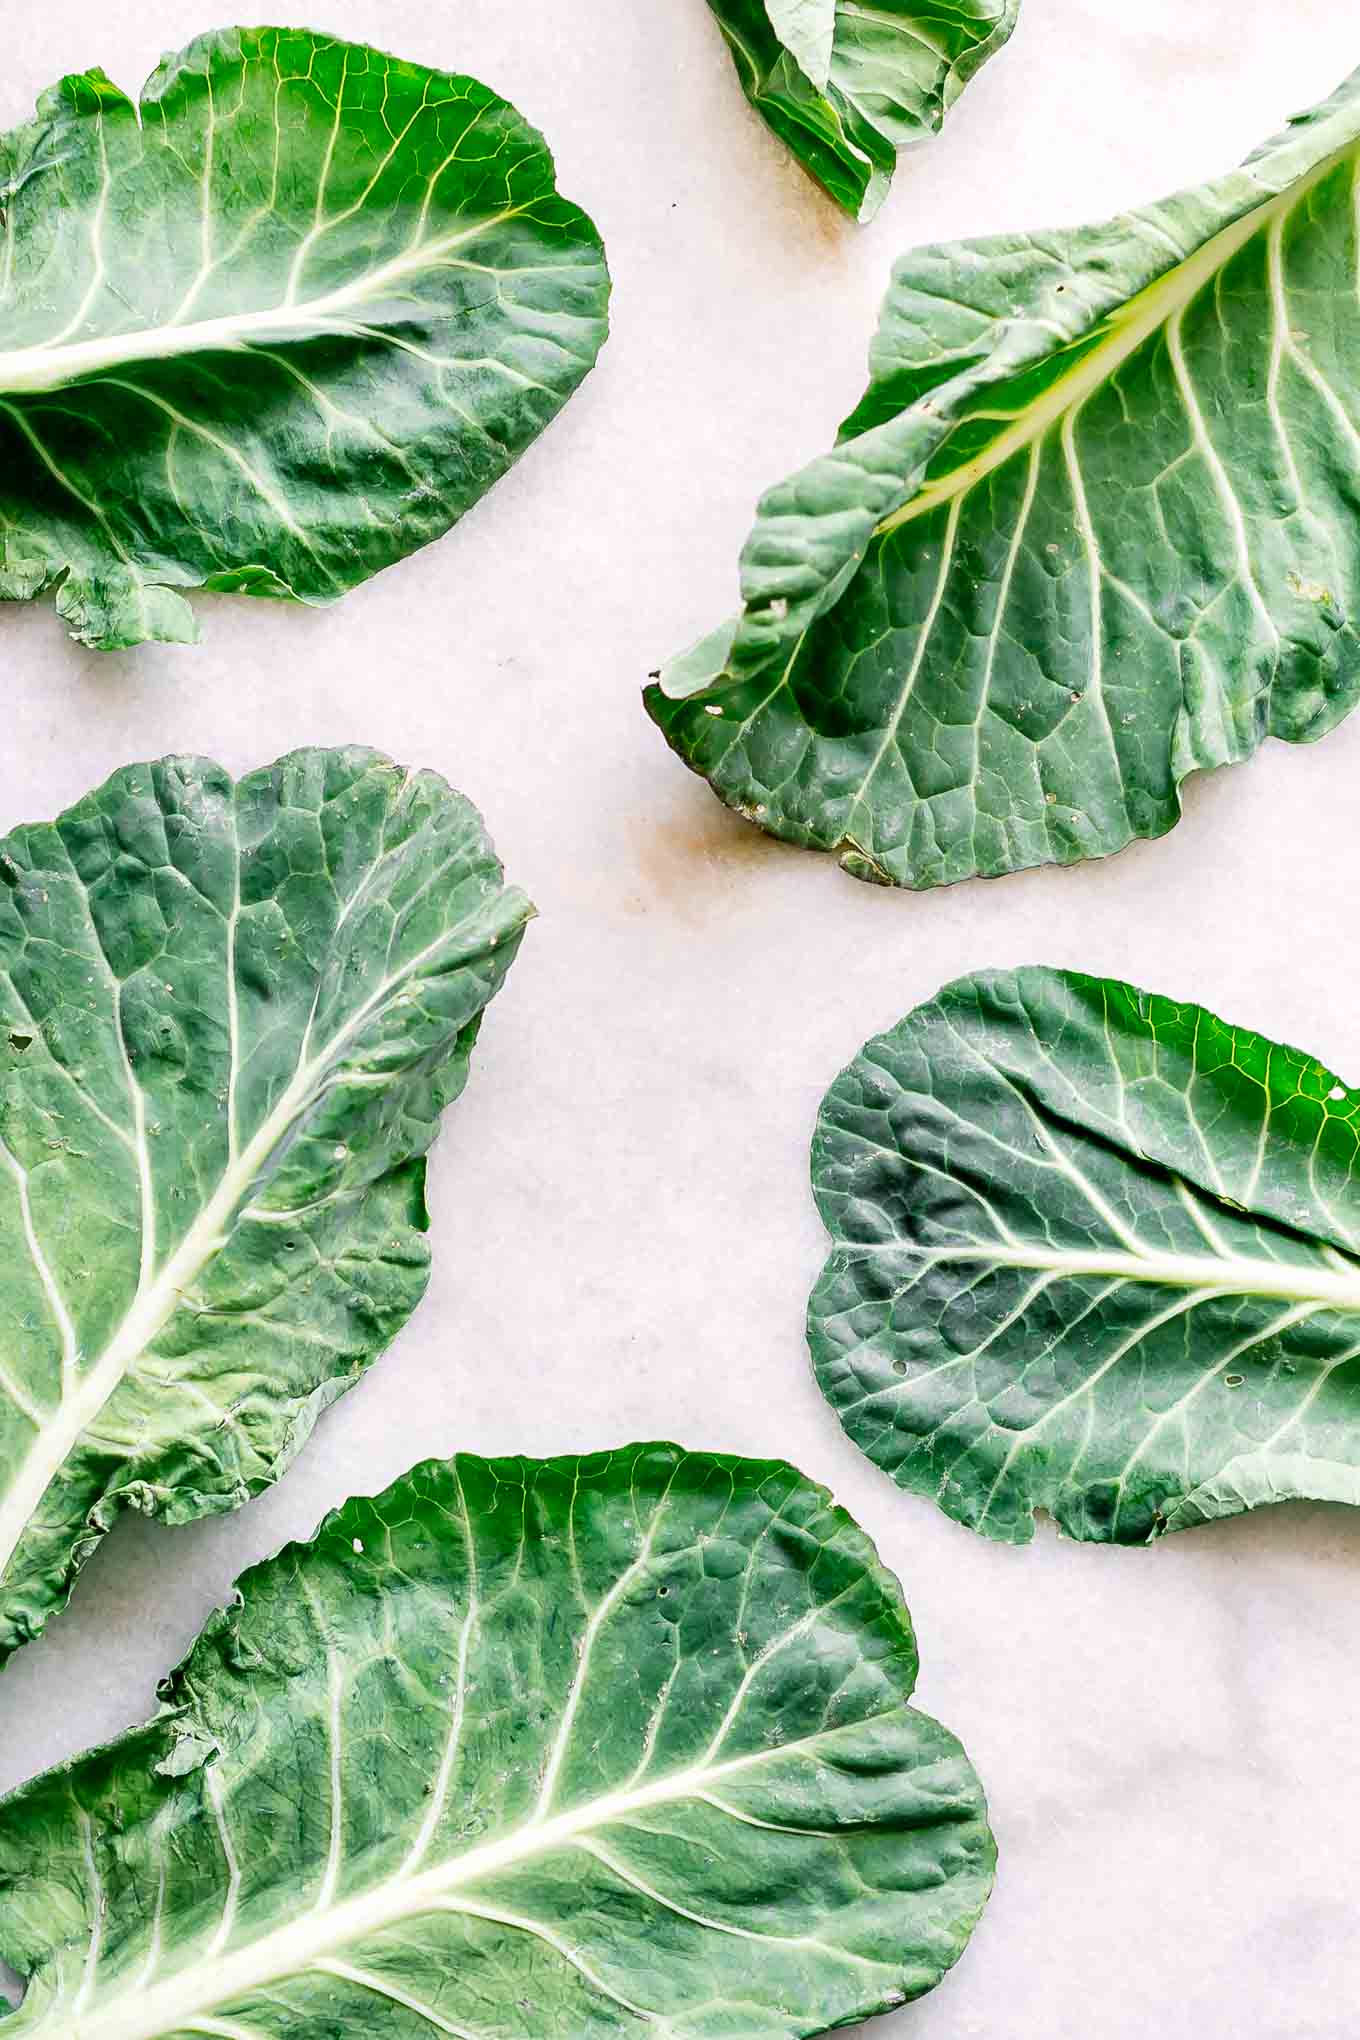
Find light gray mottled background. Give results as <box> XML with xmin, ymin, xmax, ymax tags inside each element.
<box><xmin>2</xmin><ymin>3</ymin><xmax>1359</xmax><ymax>2034</ymax></box>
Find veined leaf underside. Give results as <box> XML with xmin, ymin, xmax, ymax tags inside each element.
<box><xmin>648</xmin><ymin>67</ymin><xmax>1360</xmax><ymax>888</ymax></box>
<box><xmin>705</xmin><ymin>0</ymin><xmax>1018</xmax><ymax>220</ymax></box>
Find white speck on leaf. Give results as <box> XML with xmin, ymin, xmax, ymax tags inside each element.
<box><xmin>1287</xmin><ymin>569</ymin><xmax>1335</xmax><ymax>605</ymax></box>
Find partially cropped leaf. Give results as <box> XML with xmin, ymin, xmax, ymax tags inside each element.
<box><xmin>0</xmin><ymin>28</ymin><xmax>610</xmax><ymax>650</ymax></box>
<box><xmin>0</xmin><ymin>1444</ymin><xmax>994</xmax><ymax>2040</ymax></box>
<box><xmin>810</xmin><ymin>967</ymin><xmax>1360</xmax><ymax>1545</ymax></box>
<box><xmin>649</xmin><ymin>67</ymin><xmax>1360</xmax><ymax>886</ymax></box>
<box><xmin>705</xmin><ymin>0</ymin><xmax>1017</xmax><ymax>220</ymax></box>
<box><xmin>0</xmin><ymin>747</ymin><xmax>530</xmax><ymax>1660</ymax></box>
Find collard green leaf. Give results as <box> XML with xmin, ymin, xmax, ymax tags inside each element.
<box><xmin>705</xmin><ymin>0</ymin><xmax>1017</xmax><ymax>220</ymax></box>
<box><xmin>0</xmin><ymin>28</ymin><xmax>610</xmax><ymax>650</ymax></box>
<box><xmin>0</xmin><ymin>1444</ymin><xmax>994</xmax><ymax>2040</ymax></box>
<box><xmin>648</xmin><ymin>66</ymin><xmax>1360</xmax><ymax>887</ymax></box>
<box><xmin>810</xmin><ymin>967</ymin><xmax>1360</xmax><ymax>1544</ymax></box>
<box><xmin>0</xmin><ymin>747</ymin><xmax>531</xmax><ymax>1662</ymax></box>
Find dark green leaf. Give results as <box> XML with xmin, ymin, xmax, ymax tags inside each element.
<box><xmin>0</xmin><ymin>28</ymin><xmax>610</xmax><ymax>649</ymax></box>
<box><xmin>0</xmin><ymin>1444</ymin><xmax>994</xmax><ymax>2038</ymax></box>
<box><xmin>0</xmin><ymin>748</ymin><xmax>530</xmax><ymax>1660</ymax></box>
<box><xmin>648</xmin><ymin>67</ymin><xmax>1360</xmax><ymax>886</ymax></box>
<box><xmin>811</xmin><ymin>967</ymin><xmax>1360</xmax><ymax>1542</ymax></box>
<box><xmin>705</xmin><ymin>0</ymin><xmax>1017</xmax><ymax>220</ymax></box>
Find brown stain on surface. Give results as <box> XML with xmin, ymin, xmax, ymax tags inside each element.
<box><xmin>629</xmin><ymin>794</ymin><xmax>794</xmax><ymax>923</ymax></box>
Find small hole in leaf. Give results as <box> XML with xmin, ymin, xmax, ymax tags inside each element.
<box><xmin>8</xmin><ymin>1032</ymin><xmax>32</xmax><ymax>1053</ymax></box>
<box><xmin>657</xmin><ymin>1585</ymin><xmax>669</xmax><ymax>1598</ymax></box>
<box><xmin>1224</xmin><ymin>1373</ymin><xmax>1244</xmax><ymax>1388</ymax></box>
<box><xmin>891</xmin><ymin>1359</ymin><xmax>908</xmax><ymax>1376</ymax></box>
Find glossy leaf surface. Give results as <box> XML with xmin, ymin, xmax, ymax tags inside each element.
<box><xmin>0</xmin><ymin>747</ymin><xmax>530</xmax><ymax>1660</ymax></box>
<box><xmin>0</xmin><ymin>28</ymin><xmax>610</xmax><ymax>649</ymax></box>
<box><xmin>0</xmin><ymin>1444</ymin><xmax>994</xmax><ymax>2039</ymax></box>
<box><xmin>705</xmin><ymin>0</ymin><xmax>1017</xmax><ymax>219</ymax></box>
<box><xmin>811</xmin><ymin>968</ymin><xmax>1360</xmax><ymax>1542</ymax></box>
<box><xmin>649</xmin><ymin>67</ymin><xmax>1360</xmax><ymax>886</ymax></box>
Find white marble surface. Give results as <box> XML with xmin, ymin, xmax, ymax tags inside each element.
<box><xmin>2</xmin><ymin>1</ymin><xmax>1360</xmax><ymax>2032</ymax></box>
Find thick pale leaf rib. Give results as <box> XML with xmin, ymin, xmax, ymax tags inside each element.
<box><xmin>0</xmin><ymin>29</ymin><xmax>610</xmax><ymax>649</ymax></box>
<box><xmin>649</xmin><ymin>66</ymin><xmax>1360</xmax><ymax>887</ymax></box>
<box><xmin>705</xmin><ymin>0</ymin><xmax>1016</xmax><ymax>220</ymax></box>
<box><xmin>810</xmin><ymin>968</ymin><xmax>1360</xmax><ymax>1543</ymax></box>
<box><xmin>766</xmin><ymin>0</ymin><xmax>838</xmax><ymax>91</ymax></box>
<box><xmin>0</xmin><ymin>1446</ymin><xmax>994</xmax><ymax>2040</ymax></box>
<box><xmin>0</xmin><ymin>748</ymin><xmax>531</xmax><ymax>1660</ymax></box>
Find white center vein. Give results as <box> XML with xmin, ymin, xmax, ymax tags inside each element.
<box><xmin>0</xmin><ymin>204</ymin><xmax>531</xmax><ymax>397</ymax></box>
<box><xmin>862</xmin><ymin>1234</ymin><xmax>1360</xmax><ymax>1312</ymax></box>
<box><xmin>54</xmin><ymin>1711</ymin><xmax>899</xmax><ymax>2040</ymax></box>
<box><xmin>0</xmin><ymin>907</ymin><xmax>504</xmax><ymax>1591</ymax></box>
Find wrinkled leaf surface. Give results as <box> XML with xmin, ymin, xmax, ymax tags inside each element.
<box><xmin>811</xmin><ymin>967</ymin><xmax>1360</xmax><ymax>1542</ymax></box>
<box><xmin>649</xmin><ymin>67</ymin><xmax>1360</xmax><ymax>885</ymax></box>
<box><xmin>706</xmin><ymin>0</ymin><xmax>1017</xmax><ymax>220</ymax></box>
<box><xmin>0</xmin><ymin>1444</ymin><xmax>994</xmax><ymax>2039</ymax></box>
<box><xmin>0</xmin><ymin>746</ymin><xmax>530</xmax><ymax>1658</ymax></box>
<box><xmin>0</xmin><ymin>28</ymin><xmax>609</xmax><ymax>648</ymax></box>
